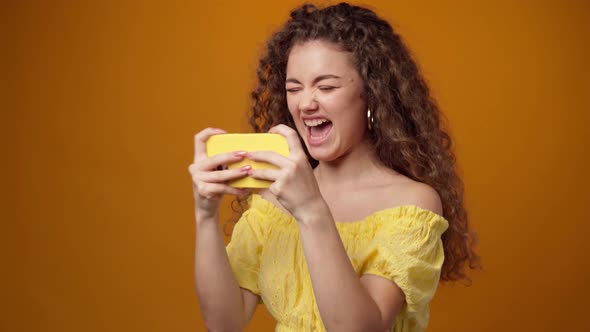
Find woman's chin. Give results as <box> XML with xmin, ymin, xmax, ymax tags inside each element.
<box><xmin>307</xmin><ymin>147</ymin><xmax>340</xmax><ymax>163</ymax></box>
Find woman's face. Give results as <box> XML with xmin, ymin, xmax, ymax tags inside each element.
<box><xmin>285</xmin><ymin>40</ymin><xmax>368</xmax><ymax>162</ymax></box>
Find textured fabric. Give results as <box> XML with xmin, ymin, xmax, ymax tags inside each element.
<box><xmin>226</xmin><ymin>194</ymin><xmax>449</xmax><ymax>332</ymax></box>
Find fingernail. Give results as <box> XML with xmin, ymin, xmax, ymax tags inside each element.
<box><xmin>233</xmin><ymin>151</ymin><xmax>247</xmax><ymax>157</ymax></box>
<box><xmin>240</xmin><ymin>165</ymin><xmax>251</xmax><ymax>172</ymax></box>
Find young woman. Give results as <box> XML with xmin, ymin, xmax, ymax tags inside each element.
<box><xmin>189</xmin><ymin>3</ymin><xmax>478</xmax><ymax>331</ymax></box>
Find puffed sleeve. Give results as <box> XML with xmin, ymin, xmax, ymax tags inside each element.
<box><xmin>225</xmin><ymin>207</ymin><xmax>267</xmax><ymax>296</ymax></box>
<box><xmin>358</xmin><ymin>206</ymin><xmax>449</xmax><ymax>314</ymax></box>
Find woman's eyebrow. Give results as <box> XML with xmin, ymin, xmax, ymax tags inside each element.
<box><xmin>285</xmin><ymin>74</ymin><xmax>342</xmax><ymax>85</ymax></box>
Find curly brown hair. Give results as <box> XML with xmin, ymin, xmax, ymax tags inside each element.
<box><xmin>242</xmin><ymin>2</ymin><xmax>479</xmax><ymax>283</ymax></box>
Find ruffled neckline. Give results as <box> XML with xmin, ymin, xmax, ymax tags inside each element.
<box><xmin>248</xmin><ymin>194</ymin><xmax>448</xmax><ymax>230</ymax></box>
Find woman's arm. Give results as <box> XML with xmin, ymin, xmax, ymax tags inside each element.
<box><xmin>194</xmin><ymin>212</ymin><xmax>259</xmax><ymax>331</ymax></box>
<box><xmin>247</xmin><ymin>125</ymin><xmax>406</xmax><ymax>331</ymax></box>
<box><xmin>297</xmin><ymin>203</ymin><xmax>405</xmax><ymax>332</ymax></box>
<box><xmin>298</xmin><ymin>183</ymin><xmax>443</xmax><ymax>331</ymax></box>
<box><xmin>189</xmin><ymin>128</ymin><xmax>259</xmax><ymax>331</ymax></box>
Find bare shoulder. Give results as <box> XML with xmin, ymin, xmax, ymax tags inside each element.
<box><xmin>384</xmin><ymin>175</ymin><xmax>443</xmax><ymax>215</ymax></box>
<box><xmin>400</xmin><ymin>180</ymin><xmax>443</xmax><ymax>215</ymax></box>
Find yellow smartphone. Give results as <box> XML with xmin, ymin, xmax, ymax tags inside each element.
<box><xmin>206</xmin><ymin>133</ymin><xmax>290</xmax><ymax>188</ymax></box>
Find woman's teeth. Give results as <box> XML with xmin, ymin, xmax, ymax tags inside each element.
<box><xmin>304</xmin><ymin>119</ymin><xmax>330</xmax><ymax>127</ymax></box>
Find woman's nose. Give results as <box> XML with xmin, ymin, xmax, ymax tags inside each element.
<box><xmin>299</xmin><ymin>90</ymin><xmax>318</xmax><ymax>113</ymax></box>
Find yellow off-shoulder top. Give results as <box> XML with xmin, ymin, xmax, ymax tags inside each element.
<box><xmin>226</xmin><ymin>194</ymin><xmax>449</xmax><ymax>332</ymax></box>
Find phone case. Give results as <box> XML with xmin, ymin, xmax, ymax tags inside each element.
<box><xmin>206</xmin><ymin>133</ymin><xmax>290</xmax><ymax>188</ymax></box>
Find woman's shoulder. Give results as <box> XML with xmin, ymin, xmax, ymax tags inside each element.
<box><xmin>367</xmin><ymin>176</ymin><xmax>447</xmax><ymax>231</ymax></box>
<box><xmin>348</xmin><ymin>172</ymin><xmax>443</xmax><ymax>219</ymax></box>
<box><xmin>390</xmin><ymin>178</ymin><xmax>443</xmax><ymax>216</ymax></box>
<box><xmin>247</xmin><ymin>178</ymin><xmax>443</xmax><ymax>226</ymax></box>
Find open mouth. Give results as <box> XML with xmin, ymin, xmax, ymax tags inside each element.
<box><xmin>304</xmin><ymin>118</ymin><xmax>333</xmax><ymax>145</ymax></box>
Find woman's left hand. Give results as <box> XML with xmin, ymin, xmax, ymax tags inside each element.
<box><xmin>247</xmin><ymin>124</ymin><xmax>326</xmax><ymax>222</ymax></box>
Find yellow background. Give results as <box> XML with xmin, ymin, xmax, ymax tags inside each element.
<box><xmin>3</xmin><ymin>0</ymin><xmax>589</xmax><ymax>331</ymax></box>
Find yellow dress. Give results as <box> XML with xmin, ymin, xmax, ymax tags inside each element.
<box><xmin>226</xmin><ymin>194</ymin><xmax>449</xmax><ymax>332</ymax></box>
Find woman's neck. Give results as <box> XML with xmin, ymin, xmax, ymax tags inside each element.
<box><xmin>314</xmin><ymin>138</ymin><xmax>397</xmax><ymax>191</ymax></box>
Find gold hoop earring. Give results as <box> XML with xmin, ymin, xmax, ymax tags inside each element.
<box><xmin>367</xmin><ymin>109</ymin><xmax>374</xmax><ymax>131</ymax></box>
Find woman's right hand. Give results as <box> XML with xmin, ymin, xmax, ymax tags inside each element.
<box><xmin>188</xmin><ymin>128</ymin><xmax>251</xmax><ymax>220</ymax></box>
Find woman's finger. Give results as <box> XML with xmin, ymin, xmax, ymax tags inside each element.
<box><xmin>247</xmin><ymin>168</ymin><xmax>281</xmax><ymax>182</ymax></box>
<box><xmin>199</xmin><ymin>151</ymin><xmax>247</xmax><ymax>171</ymax></box>
<box><xmin>198</xmin><ymin>182</ymin><xmax>249</xmax><ymax>198</ymax></box>
<box><xmin>268</xmin><ymin>124</ymin><xmax>306</xmax><ymax>160</ymax></box>
<box><xmin>193</xmin><ymin>128</ymin><xmax>226</xmax><ymax>163</ymax></box>
<box><xmin>247</xmin><ymin>150</ymin><xmax>292</xmax><ymax>168</ymax></box>
<box><xmin>199</xmin><ymin>166</ymin><xmax>251</xmax><ymax>183</ymax></box>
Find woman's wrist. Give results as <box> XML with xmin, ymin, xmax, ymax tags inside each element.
<box><xmin>295</xmin><ymin>199</ymin><xmax>333</xmax><ymax>228</ymax></box>
<box><xmin>195</xmin><ymin>207</ymin><xmax>219</xmax><ymax>226</ymax></box>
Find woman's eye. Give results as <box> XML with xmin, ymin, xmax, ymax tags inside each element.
<box><xmin>286</xmin><ymin>88</ymin><xmax>301</xmax><ymax>93</ymax></box>
<box><xmin>319</xmin><ymin>86</ymin><xmax>336</xmax><ymax>91</ymax></box>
